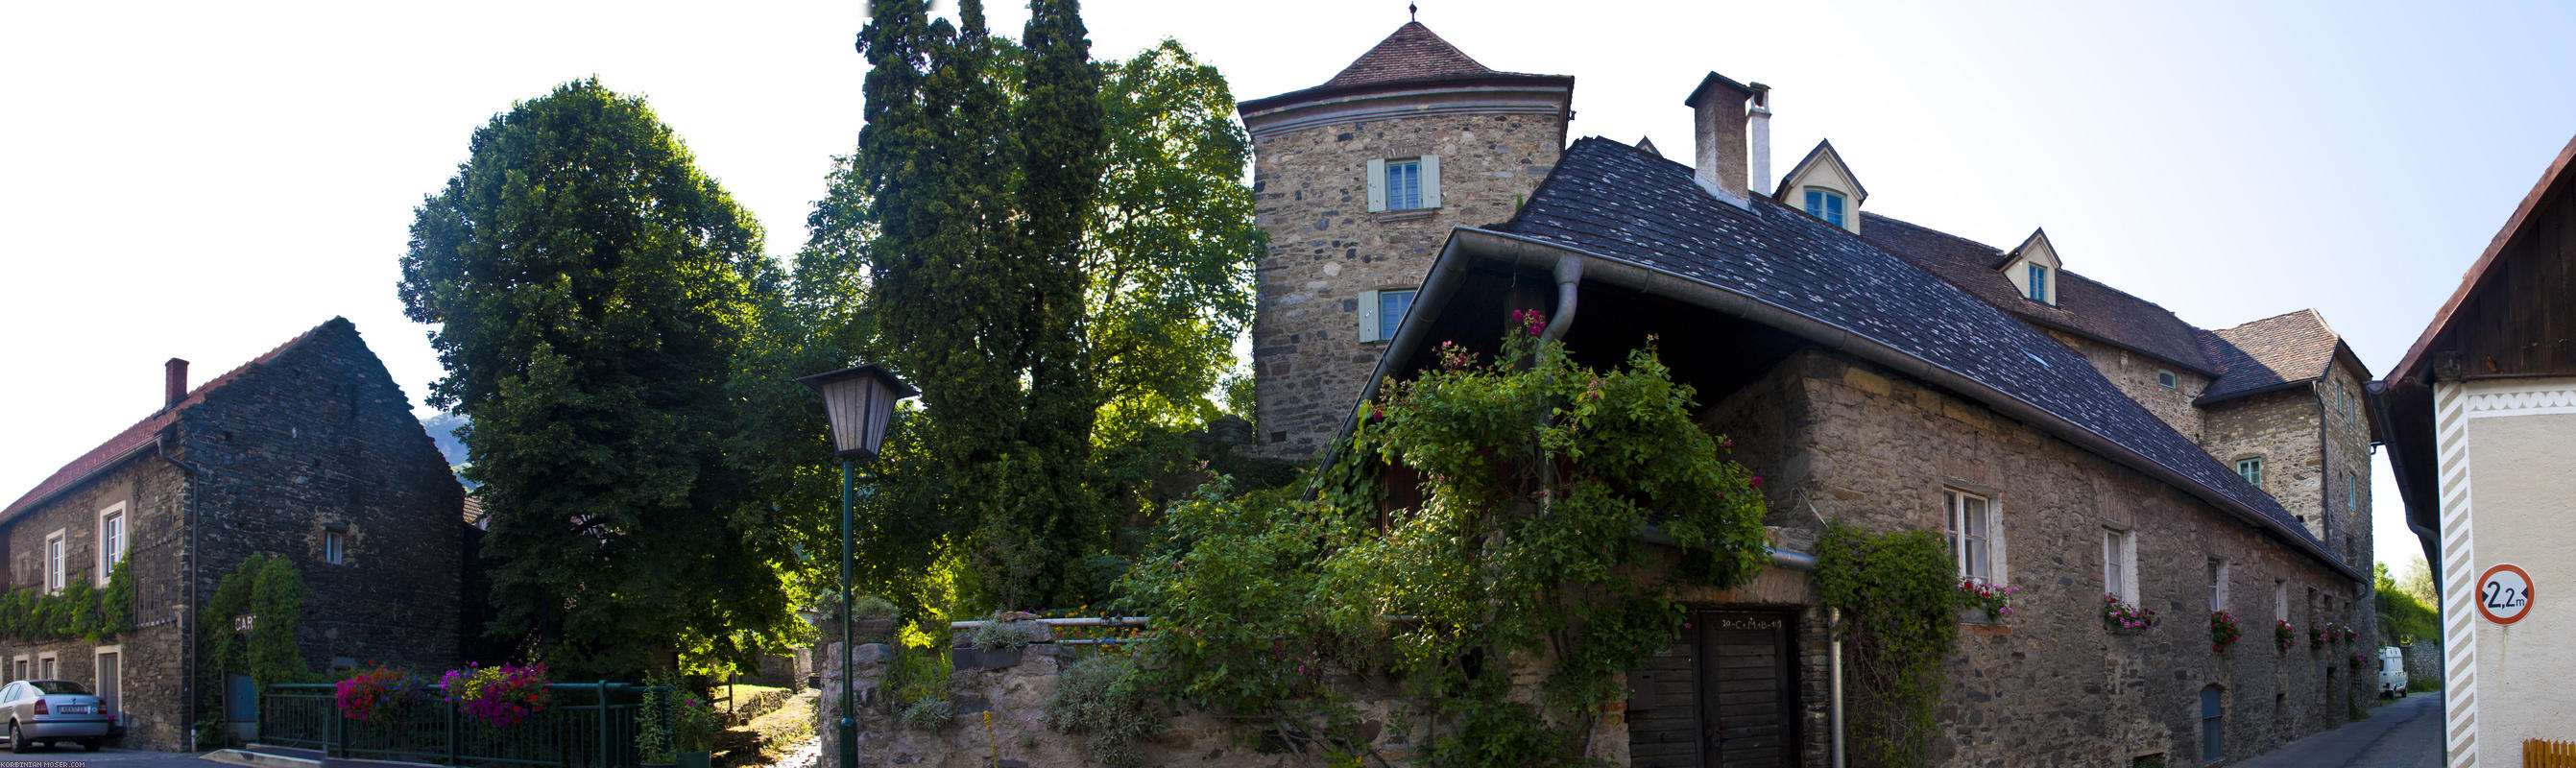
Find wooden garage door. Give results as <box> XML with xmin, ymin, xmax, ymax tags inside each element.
<box><xmin>1697</xmin><ymin>611</ymin><xmax>1796</xmax><ymax>768</ymax></box>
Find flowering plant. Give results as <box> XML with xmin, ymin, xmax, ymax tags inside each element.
<box><xmin>441</xmin><ymin>663</ymin><xmax>550</xmax><ymax>728</ymax></box>
<box><xmin>2311</xmin><ymin>623</ymin><xmax>2329</xmax><ymax>650</ymax></box>
<box><xmin>1958</xmin><ymin>580</ymin><xmax>2019</xmax><ymax>620</ymax></box>
<box><xmin>2342</xmin><ymin>625</ymin><xmax>2359</xmax><ymax>645</ymax></box>
<box><xmin>2349</xmin><ymin>650</ymin><xmax>2368</xmax><ymax>667</ymax></box>
<box><xmin>2102</xmin><ymin>594</ymin><xmax>2156</xmax><ymax>631</ymax></box>
<box><xmin>334</xmin><ymin>663</ymin><xmax>426</xmax><ymax>722</ymax></box>
<box><xmin>2209</xmin><ymin>612</ymin><xmax>2243</xmax><ymax>653</ymax></box>
<box><xmin>2275</xmin><ymin>619</ymin><xmax>2296</xmax><ymax>652</ymax></box>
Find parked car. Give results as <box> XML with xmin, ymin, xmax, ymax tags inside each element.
<box><xmin>2379</xmin><ymin>646</ymin><xmax>2410</xmax><ymax>698</ymax></box>
<box><xmin>0</xmin><ymin>680</ymin><xmax>110</xmax><ymax>752</ymax></box>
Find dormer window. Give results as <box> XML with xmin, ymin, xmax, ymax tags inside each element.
<box><xmin>2026</xmin><ymin>264</ymin><xmax>2050</xmax><ymax>303</ymax></box>
<box><xmin>1804</xmin><ymin>188</ymin><xmax>1846</xmax><ymax>228</ymax></box>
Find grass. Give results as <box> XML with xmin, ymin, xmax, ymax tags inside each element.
<box><xmin>2409</xmin><ymin>676</ymin><xmax>2443</xmax><ymax>693</ymax></box>
<box><xmin>713</xmin><ymin>689</ymin><xmax>817</xmax><ymax>768</ymax></box>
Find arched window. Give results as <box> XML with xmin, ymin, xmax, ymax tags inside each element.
<box><xmin>2201</xmin><ymin>684</ymin><xmax>2225</xmax><ymax>762</ymax></box>
<box><xmin>1803</xmin><ymin>188</ymin><xmax>1846</xmax><ymax>228</ymax></box>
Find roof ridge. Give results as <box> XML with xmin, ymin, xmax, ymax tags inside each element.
<box><xmin>1322</xmin><ymin>21</ymin><xmax>1494</xmax><ymax>88</ymax></box>
<box><xmin>2213</xmin><ymin>307</ymin><xmax>2327</xmax><ymax>335</ymax></box>
<box><xmin>0</xmin><ymin>318</ymin><xmax>348</xmax><ymax>520</ymax></box>
<box><xmin>1860</xmin><ymin>211</ymin><xmax>2004</xmax><ymax>253</ymax></box>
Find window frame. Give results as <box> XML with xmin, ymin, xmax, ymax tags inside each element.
<box><xmin>2103</xmin><ymin>528</ymin><xmax>2138</xmax><ymax>604</ymax></box>
<box><xmin>2275</xmin><ymin>580</ymin><xmax>2289</xmax><ymax>622</ymax></box>
<box><xmin>2209</xmin><ymin>558</ymin><xmax>2230</xmax><ymax>612</ymax></box>
<box><xmin>2027</xmin><ymin>264</ymin><xmax>2051</xmax><ymax>303</ymax></box>
<box><xmin>2235</xmin><ymin>457</ymin><xmax>2264</xmax><ymax>487</ymax></box>
<box><xmin>1356</xmin><ymin>287</ymin><xmax>1420</xmax><ymax>344</ymax></box>
<box><xmin>37</xmin><ymin>653</ymin><xmax>57</xmax><ymax>682</ymax></box>
<box><xmin>93</xmin><ymin>645</ymin><xmax>119</xmax><ymax>717</ymax></box>
<box><xmin>1365</xmin><ymin>156</ymin><xmax>1442</xmax><ymax>212</ymax></box>
<box><xmin>43</xmin><ymin>529</ymin><xmax>66</xmax><ymax>595</ymax></box>
<box><xmin>2157</xmin><ymin>369</ymin><xmax>2179</xmax><ymax>389</ymax></box>
<box><xmin>1803</xmin><ymin>188</ymin><xmax>1848</xmax><ymax>228</ymax></box>
<box><xmin>1945</xmin><ymin>489</ymin><xmax>1998</xmax><ymax>584</ymax></box>
<box><xmin>96</xmin><ymin>502</ymin><xmax>127</xmax><ymax>588</ymax></box>
<box><xmin>325</xmin><ymin>530</ymin><xmax>346</xmax><ymax>565</ymax></box>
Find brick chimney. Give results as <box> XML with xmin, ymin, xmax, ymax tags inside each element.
<box><xmin>1685</xmin><ymin>71</ymin><xmax>1756</xmax><ymax>203</ymax></box>
<box><xmin>165</xmin><ymin>358</ymin><xmax>188</xmax><ymax>410</ymax></box>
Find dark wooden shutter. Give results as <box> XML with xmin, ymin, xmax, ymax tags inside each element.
<box><xmin>1699</xmin><ymin>612</ymin><xmax>1797</xmax><ymax>768</ymax></box>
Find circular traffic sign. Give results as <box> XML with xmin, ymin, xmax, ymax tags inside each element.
<box><xmin>2477</xmin><ymin>564</ymin><xmax>2534</xmax><ymax>625</ymax></box>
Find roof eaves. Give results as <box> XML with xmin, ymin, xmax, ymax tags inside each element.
<box><xmin>2393</xmin><ymin>133</ymin><xmax>2576</xmax><ymax>383</ymax></box>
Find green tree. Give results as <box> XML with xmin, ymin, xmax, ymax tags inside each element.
<box><xmin>397</xmin><ymin>79</ymin><xmax>793</xmax><ymax>678</ymax></box>
<box><xmin>846</xmin><ymin>1</ymin><xmax>1256</xmax><ymax>611</ymax></box>
<box><xmin>2377</xmin><ymin>560</ymin><xmax>2439</xmax><ymax>646</ymax></box>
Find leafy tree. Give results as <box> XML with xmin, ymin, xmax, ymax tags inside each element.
<box><xmin>397</xmin><ymin>79</ymin><xmax>793</xmax><ymax>678</ymax></box>
<box><xmin>2376</xmin><ymin>560</ymin><xmax>2438</xmax><ymax>646</ymax></box>
<box><xmin>845</xmin><ymin>1</ymin><xmax>1257</xmax><ymax>611</ymax></box>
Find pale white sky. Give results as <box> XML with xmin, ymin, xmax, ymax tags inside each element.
<box><xmin>7</xmin><ymin>0</ymin><xmax>2570</xmax><ymax>571</ymax></box>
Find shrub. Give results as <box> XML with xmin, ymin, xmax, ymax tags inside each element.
<box><xmin>1042</xmin><ymin>656</ymin><xmax>1163</xmax><ymax>768</ymax></box>
<box><xmin>898</xmin><ymin>699</ymin><xmax>953</xmax><ymax>732</ymax></box>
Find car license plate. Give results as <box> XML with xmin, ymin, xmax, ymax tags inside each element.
<box><xmin>58</xmin><ymin>705</ymin><xmax>88</xmax><ymax>714</ymax></box>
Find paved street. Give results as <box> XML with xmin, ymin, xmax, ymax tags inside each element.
<box><xmin>0</xmin><ymin>746</ymin><xmax>229</xmax><ymax>768</ymax></box>
<box><xmin>2236</xmin><ymin>692</ymin><xmax>2443</xmax><ymax>768</ymax></box>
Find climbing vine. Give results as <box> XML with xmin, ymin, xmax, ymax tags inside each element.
<box><xmin>200</xmin><ymin>554</ymin><xmax>315</xmax><ymax>691</ymax></box>
<box><xmin>1814</xmin><ymin>521</ymin><xmax>1958</xmax><ymax>768</ymax></box>
<box><xmin>0</xmin><ymin>560</ymin><xmax>133</xmax><ymax>642</ymax></box>
<box><xmin>1110</xmin><ymin>328</ymin><xmax>1769</xmax><ymax>766</ymax></box>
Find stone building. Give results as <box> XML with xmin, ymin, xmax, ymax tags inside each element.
<box><xmin>0</xmin><ymin>318</ymin><xmax>464</xmax><ymax>750</ymax></box>
<box><xmin>2379</xmin><ymin>133</ymin><xmax>2576</xmax><ymax>768</ymax></box>
<box><xmin>1243</xmin><ymin>21</ymin><xmax>2383</xmax><ymax>767</ymax></box>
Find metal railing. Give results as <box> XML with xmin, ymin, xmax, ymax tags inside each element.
<box><xmin>258</xmin><ymin>682</ymin><xmax>663</xmax><ymax>768</ymax></box>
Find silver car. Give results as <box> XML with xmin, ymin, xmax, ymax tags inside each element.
<box><xmin>0</xmin><ymin>680</ymin><xmax>110</xmax><ymax>752</ymax></box>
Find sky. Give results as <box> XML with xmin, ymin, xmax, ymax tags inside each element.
<box><xmin>6</xmin><ymin>0</ymin><xmax>2572</xmax><ymax>572</ymax></box>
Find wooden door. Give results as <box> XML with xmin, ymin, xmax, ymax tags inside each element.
<box><xmin>1697</xmin><ymin>611</ymin><xmax>1797</xmax><ymax>768</ymax></box>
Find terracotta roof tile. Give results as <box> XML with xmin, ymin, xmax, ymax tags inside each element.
<box><xmin>0</xmin><ymin>319</ymin><xmax>342</xmax><ymax>521</ymax></box>
<box><xmin>1322</xmin><ymin>21</ymin><xmax>1496</xmax><ymax>87</ymax></box>
<box><xmin>2198</xmin><ymin>309</ymin><xmax>2343</xmax><ymax>400</ymax></box>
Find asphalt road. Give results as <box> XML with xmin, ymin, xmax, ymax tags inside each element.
<box><xmin>2236</xmin><ymin>692</ymin><xmax>2444</xmax><ymax>768</ymax></box>
<box><xmin>0</xmin><ymin>745</ymin><xmax>230</xmax><ymax>768</ymax></box>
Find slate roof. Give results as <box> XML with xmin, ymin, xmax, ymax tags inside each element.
<box><xmin>1238</xmin><ymin>22</ymin><xmax>1571</xmax><ymax>113</ymax></box>
<box><xmin>1496</xmin><ymin>137</ymin><xmax>2321</xmax><ymax>549</ymax></box>
<box><xmin>2197</xmin><ymin>310</ymin><xmax>2344</xmax><ymax>401</ymax></box>
<box><xmin>0</xmin><ymin>319</ymin><xmax>340</xmax><ymax>521</ymax></box>
<box><xmin>1863</xmin><ymin>213</ymin><xmax>2215</xmax><ymax>372</ymax></box>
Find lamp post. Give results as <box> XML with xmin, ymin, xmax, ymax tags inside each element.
<box><xmin>798</xmin><ymin>363</ymin><xmax>916</xmax><ymax>768</ymax></box>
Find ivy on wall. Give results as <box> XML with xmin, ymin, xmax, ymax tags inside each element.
<box><xmin>199</xmin><ymin>554</ymin><xmax>313</xmax><ymax>689</ymax></box>
<box><xmin>1095</xmin><ymin>328</ymin><xmax>1771</xmax><ymax>767</ymax></box>
<box><xmin>1814</xmin><ymin>521</ymin><xmax>1958</xmax><ymax>768</ymax></box>
<box><xmin>0</xmin><ymin>560</ymin><xmax>134</xmax><ymax>643</ymax></box>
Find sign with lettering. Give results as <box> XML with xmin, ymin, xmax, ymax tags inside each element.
<box><xmin>234</xmin><ymin>613</ymin><xmax>257</xmax><ymax>633</ymax></box>
<box><xmin>2476</xmin><ymin>564</ymin><xmax>2533</xmax><ymax>625</ymax></box>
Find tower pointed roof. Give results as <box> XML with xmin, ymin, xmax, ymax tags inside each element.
<box><xmin>1322</xmin><ymin>21</ymin><xmax>1496</xmax><ymax>87</ymax></box>
<box><xmin>1238</xmin><ymin>21</ymin><xmax>1571</xmax><ymax>117</ymax></box>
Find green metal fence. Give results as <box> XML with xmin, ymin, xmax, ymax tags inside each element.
<box><xmin>258</xmin><ymin>682</ymin><xmax>664</xmax><ymax>768</ymax></box>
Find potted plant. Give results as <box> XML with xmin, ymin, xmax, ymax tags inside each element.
<box><xmin>2275</xmin><ymin>619</ymin><xmax>2296</xmax><ymax>653</ymax></box>
<box><xmin>442</xmin><ymin>662</ymin><xmax>551</xmax><ymax>728</ymax></box>
<box><xmin>2102</xmin><ymin>594</ymin><xmax>2156</xmax><ymax>633</ymax></box>
<box><xmin>2208</xmin><ymin>612</ymin><xmax>2242</xmax><ymax>654</ymax></box>
<box><xmin>335</xmin><ymin>662</ymin><xmax>425</xmax><ymax>723</ymax></box>
<box><xmin>1957</xmin><ymin>580</ymin><xmax>2019</xmax><ymax>621</ymax></box>
<box><xmin>671</xmin><ymin>692</ymin><xmax>724</xmax><ymax>768</ymax></box>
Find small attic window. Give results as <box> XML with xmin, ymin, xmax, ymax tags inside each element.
<box><xmin>2156</xmin><ymin>370</ymin><xmax>2178</xmax><ymax>389</ymax></box>
<box><xmin>1803</xmin><ymin>188</ymin><xmax>1846</xmax><ymax>228</ymax></box>
<box><xmin>2025</xmin><ymin>264</ymin><xmax>2051</xmax><ymax>303</ymax></box>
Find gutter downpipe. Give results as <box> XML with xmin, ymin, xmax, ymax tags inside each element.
<box><xmin>155</xmin><ymin>434</ymin><xmax>203</xmax><ymax>752</ymax></box>
<box><xmin>1445</xmin><ymin>228</ymin><xmax>2367</xmax><ymax>584</ymax></box>
<box><xmin>1535</xmin><ymin>256</ymin><xmax>1585</xmax><ymax>494</ymax></box>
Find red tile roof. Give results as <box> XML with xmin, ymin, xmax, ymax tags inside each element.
<box><xmin>1321</xmin><ymin>21</ymin><xmax>1497</xmax><ymax>87</ymax></box>
<box><xmin>0</xmin><ymin>319</ymin><xmax>340</xmax><ymax>521</ymax></box>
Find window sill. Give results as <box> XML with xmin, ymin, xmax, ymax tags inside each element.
<box><xmin>1372</xmin><ymin>208</ymin><xmax>1438</xmax><ymax>224</ymax></box>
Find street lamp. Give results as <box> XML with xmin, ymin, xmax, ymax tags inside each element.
<box><xmin>798</xmin><ymin>363</ymin><xmax>916</xmax><ymax>768</ymax></box>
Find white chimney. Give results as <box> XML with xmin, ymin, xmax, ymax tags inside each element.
<box><xmin>1684</xmin><ymin>72</ymin><xmax>1754</xmax><ymax>205</ymax></box>
<box><xmin>1746</xmin><ymin>83</ymin><xmax>1773</xmax><ymax>197</ymax></box>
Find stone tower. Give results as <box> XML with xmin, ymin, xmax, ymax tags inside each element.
<box><xmin>1236</xmin><ymin>21</ymin><xmax>1573</xmax><ymax>458</ymax></box>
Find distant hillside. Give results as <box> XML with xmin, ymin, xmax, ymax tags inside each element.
<box><xmin>421</xmin><ymin>412</ymin><xmax>477</xmax><ymax>489</ymax></box>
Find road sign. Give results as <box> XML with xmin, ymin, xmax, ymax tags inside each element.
<box><xmin>2476</xmin><ymin>564</ymin><xmax>2533</xmax><ymax>625</ymax></box>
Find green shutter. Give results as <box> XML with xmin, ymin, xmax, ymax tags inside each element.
<box><xmin>1358</xmin><ymin>289</ymin><xmax>1382</xmax><ymax>342</ymax></box>
<box><xmin>1421</xmin><ymin>155</ymin><xmax>1442</xmax><ymax>208</ymax></box>
<box><xmin>1366</xmin><ymin>158</ymin><xmax>1387</xmax><ymax>212</ymax></box>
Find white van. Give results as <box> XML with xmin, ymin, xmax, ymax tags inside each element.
<box><xmin>2379</xmin><ymin>646</ymin><xmax>2409</xmax><ymax>697</ymax></box>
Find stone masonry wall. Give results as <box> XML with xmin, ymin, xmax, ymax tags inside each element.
<box><xmin>0</xmin><ymin>454</ymin><xmax>190</xmax><ymax>748</ymax></box>
<box><xmin>1249</xmin><ymin>110</ymin><xmax>1563</xmax><ymax>458</ymax></box>
<box><xmin>2046</xmin><ymin>331</ymin><xmax>2209</xmax><ymax>444</ymax></box>
<box><xmin>177</xmin><ymin>320</ymin><xmax>463</xmax><ymax>713</ymax></box>
<box><xmin>2203</xmin><ymin>390</ymin><xmax>2324</xmax><ymax>542</ymax></box>
<box><xmin>1698</xmin><ymin>349</ymin><xmax>2367</xmax><ymax>767</ymax></box>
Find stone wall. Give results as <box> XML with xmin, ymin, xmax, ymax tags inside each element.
<box><xmin>177</xmin><ymin>319</ymin><xmax>463</xmax><ymax>684</ymax></box>
<box><xmin>2047</xmin><ymin>330</ymin><xmax>2210</xmax><ymax>444</ymax></box>
<box><xmin>1692</xmin><ymin>349</ymin><xmax>2370</xmax><ymax>767</ymax></box>
<box><xmin>2203</xmin><ymin>389</ymin><xmax>2324</xmax><ymax>539</ymax></box>
<box><xmin>1248</xmin><ymin>110</ymin><xmax>1563</xmax><ymax>458</ymax></box>
<box><xmin>821</xmin><ymin>633</ymin><xmax>1430</xmax><ymax>768</ymax></box>
<box><xmin>0</xmin><ymin>452</ymin><xmax>191</xmax><ymax>748</ymax></box>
